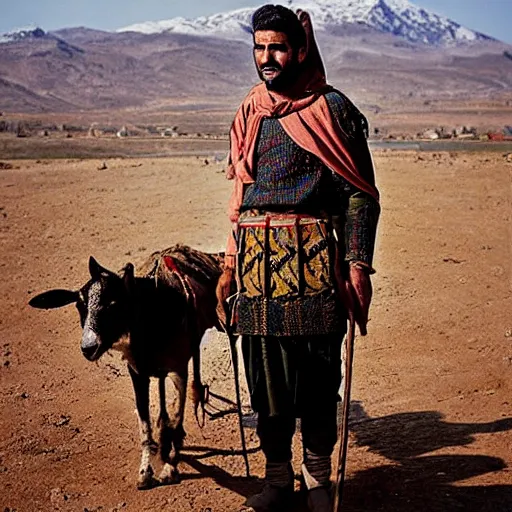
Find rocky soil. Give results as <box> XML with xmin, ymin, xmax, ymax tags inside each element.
<box><xmin>0</xmin><ymin>150</ymin><xmax>511</xmax><ymax>511</ymax></box>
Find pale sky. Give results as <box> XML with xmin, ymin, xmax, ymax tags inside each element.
<box><xmin>0</xmin><ymin>0</ymin><xmax>510</xmax><ymax>43</ymax></box>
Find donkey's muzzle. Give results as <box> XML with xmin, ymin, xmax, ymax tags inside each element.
<box><xmin>81</xmin><ymin>328</ymin><xmax>100</xmax><ymax>361</ymax></box>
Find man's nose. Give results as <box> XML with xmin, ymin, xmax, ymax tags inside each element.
<box><xmin>261</xmin><ymin>48</ymin><xmax>271</xmax><ymax>64</ymax></box>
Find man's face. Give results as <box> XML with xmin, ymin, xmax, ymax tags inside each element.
<box><xmin>253</xmin><ymin>30</ymin><xmax>305</xmax><ymax>92</ymax></box>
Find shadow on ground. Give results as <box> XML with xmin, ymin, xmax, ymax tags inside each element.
<box><xmin>349</xmin><ymin>403</ymin><xmax>512</xmax><ymax>461</ymax></box>
<box><xmin>174</xmin><ymin>398</ymin><xmax>512</xmax><ymax>511</ymax></box>
<box><xmin>343</xmin><ymin>404</ymin><xmax>512</xmax><ymax>511</ymax></box>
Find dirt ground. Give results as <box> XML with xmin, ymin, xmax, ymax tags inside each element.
<box><xmin>1</xmin><ymin>149</ymin><xmax>511</xmax><ymax>512</ymax></box>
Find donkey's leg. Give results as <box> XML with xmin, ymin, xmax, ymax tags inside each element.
<box><xmin>158</xmin><ymin>369</ymin><xmax>187</xmax><ymax>484</ymax></box>
<box><xmin>157</xmin><ymin>375</ymin><xmax>176</xmax><ymax>484</ymax></box>
<box><xmin>128</xmin><ymin>366</ymin><xmax>156</xmax><ymax>489</ymax></box>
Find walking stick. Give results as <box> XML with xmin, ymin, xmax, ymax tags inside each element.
<box><xmin>333</xmin><ymin>310</ymin><xmax>356</xmax><ymax>512</ymax></box>
<box><xmin>219</xmin><ymin>306</ymin><xmax>251</xmax><ymax>478</ymax></box>
<box><xmin>226</xmin><ymin>326</ymin><xmax>251</xmax><ymax>478</ymax></box>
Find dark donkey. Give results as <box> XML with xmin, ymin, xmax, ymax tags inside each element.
<box><xmin>29</xmin><ymin>244</ymin><xmax>223</xmax><ymax>489</ymax></box>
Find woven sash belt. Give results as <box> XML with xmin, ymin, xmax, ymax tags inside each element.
<box><xmin>233</xmin><ymin>212</ymin><xmax>341</xmax><ymax>337</ymax></box>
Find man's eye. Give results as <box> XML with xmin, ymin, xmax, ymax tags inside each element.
<box><xmin>270</xmin><ymin>45</ymin><xmax>287</xmax><ymax>52</ymax></box>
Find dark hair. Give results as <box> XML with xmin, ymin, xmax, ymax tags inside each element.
<box><xmin>252</xmin><ymin>4</ymin><xmax>306</xmax><ymax>51</ymax></box>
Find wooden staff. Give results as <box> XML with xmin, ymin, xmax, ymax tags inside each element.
<box><xmin>333</xmin><ymin>311</ymin><xmax>356</xmax><ymax>512</ymax></box>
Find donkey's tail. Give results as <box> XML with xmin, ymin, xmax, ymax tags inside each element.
<box><xmin>191</xmin><ymin>344</ymin><xmax>209</xmax><ymax>429</ymax></box>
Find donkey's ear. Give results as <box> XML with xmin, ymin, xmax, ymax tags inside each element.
<box><xmin>29</xmin><ymin>289</ymin><xmax>79</xmax><ymax>309</ymax></box>
<box><xmin>122</xmin><ymin>263</ymin><xmax>135</xmax><ymax>295</ymax></box>
<box><xmin>89</xmin><ymin>256</ymin><xmax>111</xmax><ymax>280</ymax></box>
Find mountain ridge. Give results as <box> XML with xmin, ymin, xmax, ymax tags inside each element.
<box><xmin>0</xmin><ymin>2</ymin><xmax>510</xmax><ymax>115</ymax></box>
<box><xmin>117</xmin><ymin>0</ymin><xmax>495</xmax><ymax>46</ymax></box>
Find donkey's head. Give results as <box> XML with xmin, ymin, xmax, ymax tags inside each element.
<box><xmin>29</xmin><ymin>257</ymin><xmax>136</xmax><ymax>362</ymax></box>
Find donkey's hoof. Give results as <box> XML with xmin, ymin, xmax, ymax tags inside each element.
<box><xmin>137</xmin><ymin>466</ymin><xmax>155</xmax><ymax>490</ymax></box>
<box><xmin>158</xmin><ymin>464</ymin><xmax>180</xmax><ymax>485</ymax></box>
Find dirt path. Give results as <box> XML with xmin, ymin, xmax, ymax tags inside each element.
<box><xmin>1</xmin><ymin>151</ymin><xmax>511</xmax><ymax>511</ymax></box>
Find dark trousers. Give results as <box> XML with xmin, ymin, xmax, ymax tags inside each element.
<box><xmin>257</xmin><ymin>402</ymin><xmax>339</xmax><ymax>463</ymax></box>
<box><xmin>242</xmin><ymin>333</ymin><xmax>344</xmax><ymax>463</ymax></box>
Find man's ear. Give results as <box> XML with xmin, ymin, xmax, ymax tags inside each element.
<box><xmin>297</xmin><ymin>46</ymin><xmax>307</xmax><ymax>64</ymax></box>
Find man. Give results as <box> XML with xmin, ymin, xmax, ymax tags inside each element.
<box><xmin>217</xmin><ymin>5</ymin><xmax>380</xmax><ymax>511</ymax></box>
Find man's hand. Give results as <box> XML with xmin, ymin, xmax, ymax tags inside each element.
<box><xmin>216</xmin><ymin>267</ymin><xmax>236</xmax><ymax>328</ymax></box>
<box><xmin>349</xmin><ymin>264</ymin><xmax>372</xmax><ymax>336</ymax></box>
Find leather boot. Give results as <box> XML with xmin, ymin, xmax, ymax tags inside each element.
<box><xmin>242</xmin><ymin>462</ymin><xmax>294</xmax><ymax>512</ymax></box>
<box><xmin>306</xmin><ymin>487</ymin><xmax>332</xmax><ymax>512</ymax></box>
<box><xmin>302</xmin><ymin>451</ymin><xmax>332</xmax><ymax>512</ymax></box>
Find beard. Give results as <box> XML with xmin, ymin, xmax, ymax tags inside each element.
<box><xmin>257</xmin><ymin>57</ymin><xmax>303</xmax><ymax>93</ymax></box>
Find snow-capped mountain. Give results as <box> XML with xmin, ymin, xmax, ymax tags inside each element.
<box><xmin>117</xmin><ymin>0</ymin><xmax>494</xmax><ymax>46</ymax></box>
<box><xmin>0</xmin><ymin>25</ymin><xmax>47</xmax><ymax>44</ymax></box>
